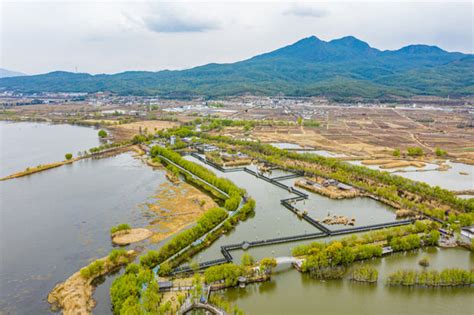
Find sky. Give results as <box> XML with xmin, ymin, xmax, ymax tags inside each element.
<box><xmin>0</xmin><ymin>0</ymin><xmax>472</xmax><ymax>75</ymax></box>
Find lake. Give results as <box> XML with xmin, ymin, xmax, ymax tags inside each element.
<box><xmin>0</xmin><ymin>121</ymin><xmax>101</xmax><ymax>178</ymax></box>
<box><xmin>0</xmin><ymin>122</ymin><xmax>167</xmax><ymax>314</ymax></box>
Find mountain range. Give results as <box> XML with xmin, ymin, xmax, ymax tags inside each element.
<box><xmin>0</xmin><ymin>68</ymin><xmax>25</xmax><ymax>79</ymax></box>
<box><xmin>0</xmin><ymin>36</ymin><xmax>472</xmax><ymax>99</ymax></box>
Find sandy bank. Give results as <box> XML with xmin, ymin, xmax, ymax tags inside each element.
<box><xmin>111</xmin><ymin>228</ymin><xmax>153</xmax><ymax>245</ymax></box>
<box><xmin>0</xmin><ymin>159</ymin><xmax>75</xmax><ymax>181</ymax></box>
<box><xmin>47</xmin><ymin>250</ymin><xmax>136</xmax><ymax>315</ymax></box>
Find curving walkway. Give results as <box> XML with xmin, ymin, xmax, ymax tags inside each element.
<box><xmin>159</xmin><ymin>151</ymin><xmax>418</xmax><ymax>275</ymax></box>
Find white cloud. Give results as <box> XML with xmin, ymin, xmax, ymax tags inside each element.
<box><xmin>284</xmin><ymin>4</ymin><xmax>329</xmax><ymax>18</ymax></box>
<box><xmin>139</xmin><ymin>3</ymin><xmax>220</xmax><ymax>33</ymax></box>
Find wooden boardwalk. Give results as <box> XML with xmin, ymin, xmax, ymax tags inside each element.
<box><xmin>168</xmin><ymin>153</ymin><xmax>419</xmax><ymax>275</ymax></box>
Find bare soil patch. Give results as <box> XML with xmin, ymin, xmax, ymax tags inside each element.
<box><xmin>111</xmin><ymin>228</ymin><xmax>153</xmax><ymax>245</ymax></box>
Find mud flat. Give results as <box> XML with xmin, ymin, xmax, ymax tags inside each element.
<box><xmin>111</xmin><ymin>228</ymin><xmax>153</xmax><ymax>245</ymax></box>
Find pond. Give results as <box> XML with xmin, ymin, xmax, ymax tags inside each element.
<box><xmin>217</xmin><ymin>247</ymin><xmax>473</xmax><ymax>315</ymax></box>
<box><xmin>181</xmin><ymin>156</ymin><xmax>399</xmax><ymax>264</ymax></box>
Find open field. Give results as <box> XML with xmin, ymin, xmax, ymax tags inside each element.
<box><xmin>108</xmin><ymin>120</ymin><xmax>179</xmax><ymax>141</ymax></box>
<box><xmin>213</xmin><ymin>105</ymin><xmax>474</xmax><ymax>161</ymax></box>
<box><xmin>2</xmin><ymin>99</ymin><xmax>473</xmax><ymax>161</ymax></box>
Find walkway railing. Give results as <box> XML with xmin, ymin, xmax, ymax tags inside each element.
<box><xmin>167</xmin><ymin>152</ymin><xmax>420</xmax><ymax>275</ymax></box>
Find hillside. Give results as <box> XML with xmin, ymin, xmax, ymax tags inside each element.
<box><xmin>0</xmin><ymin>36</ymin><xmax>472</xmax><ymax>98</ymax></box>
<box><xmin>0</xmin><ymin>68</ymin><xmax>26</xmax><ymax>79</ymax></box>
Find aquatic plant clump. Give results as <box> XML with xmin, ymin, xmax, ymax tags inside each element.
<box><xmin>386</xmin><ymin>268</ymin><xmax>474</xmax><ymax>287</ymax></box>
<box><xmin>350</xmin><ymin>265</ymin><xmax>379</xmax><ymax>283</ymax></box>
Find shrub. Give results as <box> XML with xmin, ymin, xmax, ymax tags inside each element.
<box><xmin>110</xmin><ymin>223</ymin><xmax>131</xmax><ymax>235</ymax></box>
<box><xmin>418</xmin><ymin>256</ymin><xmax>430</xmax><ymax>267</ymax></box>
<box><xmin>65</xmin><ymin>153</ymin><xmax>73</xmax><ymax>160</ymax></box>
<box><xmin>392</xmin><ymin>149</ymin><xmax>401</xmax><ymax>157</ymax></box>
<box><xmin>132</xmin><ymin>134</ymin><xmax>147</xmax><ymax>144</ymax></box>
<box><xmin>407</xmin><ymin>147</ymin><xmax>424</xmax><ymax>157</ymax></box>
<box><xmin>80</xmin><ymin>259</ymin><xmax>105</xmax><ymax>279</ymax></box>
<box><xmin>350</xmin><ymin>265</ymin><xmax>378</xmax><ymax>282</ymax></box>
<box><xmin>108</xmin><ymin>249</ymin><xmax>127</xmax><ymax>264</ymax></box>
<box><xmin>435</xmin><ymin>148</ymin><xmax>447</xmax><ymax>157</ymax></box>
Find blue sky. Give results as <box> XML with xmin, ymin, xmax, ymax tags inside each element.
<box><xmin>1</xmin><ymin>0</ymin><xmax>472</xmax><ymax>74</ymax></box>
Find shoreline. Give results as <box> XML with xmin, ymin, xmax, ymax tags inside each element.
<box><xmin>47</xmin><ymin>250</ymin><xmax>137</xmax><ymax>315</ymax></box>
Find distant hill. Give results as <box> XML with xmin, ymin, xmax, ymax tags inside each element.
<box><xmin>0</xmin><ymin>68</ymin><xmax>26</xmax><ymax>79</ymax></box>
<box><xmin>0</xmin><ymin>36</ymin><xmax>472</xmax><ymax>98</ymax></box>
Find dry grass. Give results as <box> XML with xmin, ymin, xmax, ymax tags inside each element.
<box><xmin>146</xmin><ymin>182</ymin><xmax>218</xmax><ymax>243</ymax></box>
<box><xmin>109</xmin><ymin>120</ymin><xmax>179</xmax><ymax>141</ymax></box>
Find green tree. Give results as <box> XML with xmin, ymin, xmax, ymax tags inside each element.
<box><xmin>259</xmin><ymin>257</ymin><xmax>277</xmax><ymax>274</ymax></box>
<box><xmin>241</xmin><ymin>253</ymin><xmax>255</xmax><ymax>266</ymax></box>
<box><xmin>98</xmin><ymin>129</ymin><xmax>108</xmax><ymax>138</ymax></box>
<box><xmin>392</xmin><ymin>149</ymin><xmax>400</xmax><ymax>157</ymax></box>
<box><xmin>142</xmin><ymin>281</ymin><xmax>161</xmax><ymax>313</ymax></box>
<box><xmin>158</xmin><ymin>262</ymin><xmax>172</xmax><ymax>276</ymax></box>
<box><xmin>65</xmin><ymin>153</ymin><xmax>73</xmax><ymax>160</ymax></box>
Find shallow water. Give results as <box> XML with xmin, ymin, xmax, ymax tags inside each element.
<box><xmin>348</xmin><ymin>160</ymin><xmax>473</xmax><ymax>191</ymax></box>
<box><xmin>296</xmin><ymin>149</ymin><xmax>347</xmax><ymax>158</ymax></box>
<box><xmin>0</xmin><ymin>121</ymin><xmax>101</xmax><ymax>178</ymax></box>
<box><xmin>393</xmin><ymin>161</ymin><xmax>474</xmax><ymax>191</ymax></box>
<box><xmin>270</xmin><ymin>142</ymin><xmax>303</xmax><ymax>150</ymax></box>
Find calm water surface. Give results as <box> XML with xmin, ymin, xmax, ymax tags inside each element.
<box><xmin>218</xmin><ymin>247</ymin><xmax>473</xmax><ymax>315</ymax></box>
<box><xmin>0</xmin><ymin>122</ymin><xmax>168</xmax><ymax>314</ymax></box>
<box><xmin>349</xmin><ymin>159</ymin><xmax>473</xmax><ymax>191</ymax></box>
<box><xmin>0</xmin><ymin>121</ymin><xmax>101</xmax><ymax>178</ymax></box>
